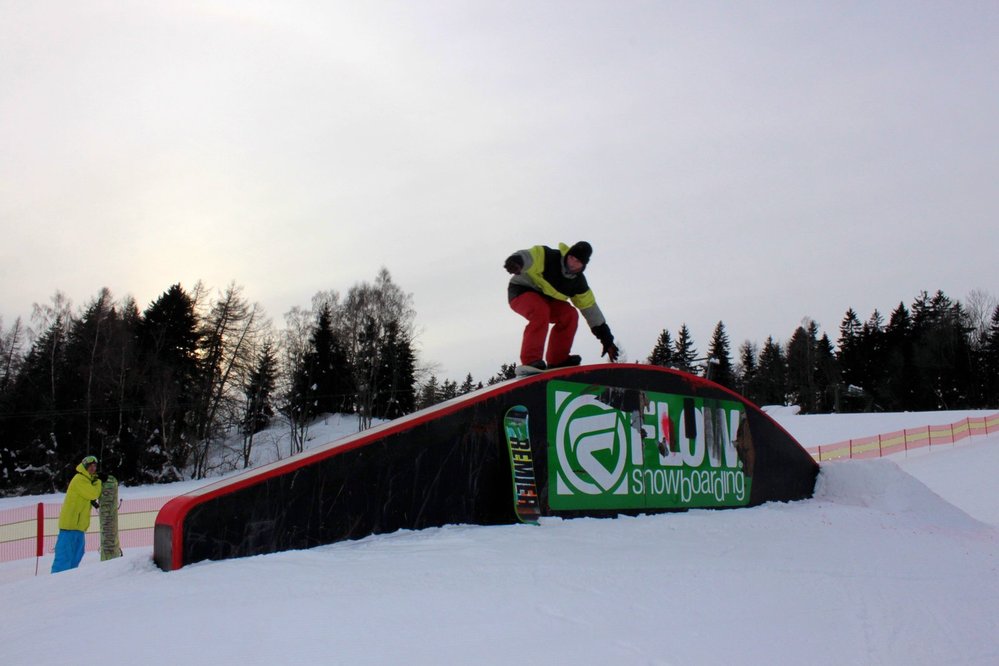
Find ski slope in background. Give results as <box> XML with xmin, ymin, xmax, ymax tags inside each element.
<box><xmin>2</xmin><ymin>410</ymin><xmax>998</xmax><ymax>665</ymax></box>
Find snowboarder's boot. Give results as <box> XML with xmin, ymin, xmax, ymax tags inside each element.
<box><xmin>514</xmin><ymin>360</ymin><xmax>547</xmax><ymax>376</ymax></box>
<box><xmin>548</xmin><ymin>355</ymin><xmax>582</xmax><ymax>369</ymax></box>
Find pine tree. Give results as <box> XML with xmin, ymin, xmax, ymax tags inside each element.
<box><xmin>105</xmin><ymin>297</ymin><xmax>146</xmax><ymax>482</ymax></box>
<box><xmin>861</xmin><ymin>309</ymin><xmax>887</xmax><ymax>406</ymax></box>
<box><xmin>673</xmin><ymin>324</ymin><xmax>698</xmax><ymax>373</ymax></box>
<box><xmin>755</xmin><ymin>337</ymin><xmax>788</xmax><ymax>406</ymax></box>
<box><xmin>647</xmin><ymin>329</ymin><xmax>675</xmax><ymax>367</ymax></box>
<box><xmin>910</xmin><ymin>290</ymin><xmax>933</xmax><ymax>333</ymax></box>
<box><xmin>786</xmin><ymin>322</ymin><xmax>818</xmax><ymax>413</ymax></box>
<box><xmin>57</xmin><ymin>289</ymin><xmax>148</xmax><ymax>482</ymax></box>
<box><xmin>459</xmin><ymin>374</ymin><xmax>476</xmax><ymax>395</ymax></box>
<box><xmin>314</xmin><ymin>303</ymin><xmax>354</xmax><ymax>415</ymax></box>
<box><xmin>814</xmin><ymin>334</ymin><xmax>840</xmax><ymax>412</ymax></box>
<box><xmin>706</xmin><ymin>321</ymin><xmax>734</xmax><ymax>388</ymax></box>
<box><xmin>244</xmin><ymin>341</ymin><xmax>278</xmax><ymax>435</ymax></box>
<box><xmin>837</xmin><ymin>308</ymin><xmax>863</xmax><ymax>388</ymax></box>
<box><xmin>882</xmin><ymin>302</ymin><xmax>915</xmax><ymax>410</ymax></box>
<box><xmin>736</xmin><ymin>341</ymin><xmax>758</xmax><ymax>401</ymax></box>
<box><xmin>59</xmin><ymin>291</ymin><xmax>117</xmax><ymax>466</ymax></box>
<box><xmin>289</xmin><ymin>303</ymin><xmax>354</xmax><ymax>424</ymax></box>
<box><xmin>137</xmin><ymin>284</ymin><xmax>201</xmax><ymax>479</ymax></box>
<box><xmin>440</xmin><ymin>379</ymin><xmax>458</xmax><ymax>402</ymax></box>
<box><xmin>241</xmin><ymin>341</ymin><xmax>278</xmax><ymax>467</ymax></box>
<box><xmin>417</xmin><ymin>375</ymin><xmax>440</xmax><ymax>409</ymax></box>
<box><xmin>982</xmin><ymin>306</ymin><xmax>999</xmax><ymax>406</ymax></box>
<box><xmin>373</xmin><ymin>319</ymin><xmax>416</xmax><ymax>419</ymax></box>
<box><xmin>487</xmin><ymin>363</ymin><xmax>517</xmax><ymax>385</ymax></box>
<box><xmin>911</xmin><ymin>291</ymin><xmax>974</xmax><ymax>409</ymax></box>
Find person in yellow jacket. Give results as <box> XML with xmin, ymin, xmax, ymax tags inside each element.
<box><xmin>51</xmin><ymin>455</ymin><xmax>102</xmax><ymax>573</ymax></box>
<box><xmin>504</xmin><ymin>241</ymin><xmax>620</xmax><ymax>374</ymax></box>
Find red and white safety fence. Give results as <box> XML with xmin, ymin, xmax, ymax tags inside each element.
<box><xmin>805</xmin><ymin>412</ymin><xmax>999</xmax><ymax>462</ymax></box>
<box><xmin>0</xmin><ymin>495</ymin><xmax>172</xmax><ymax>568</ymax></box>
<box><xmin>4</xmin><ymin>411</ymin><xmax>999</xmax><ymax>569</ymax></box>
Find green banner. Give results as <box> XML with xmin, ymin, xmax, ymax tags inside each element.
<box><xmin>547</xmin><ymin>380</ymin><xmax>753</xmax><ymax>510</ymax></box>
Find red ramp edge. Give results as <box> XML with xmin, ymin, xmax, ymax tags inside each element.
<box><xmin>154</xmin><ymin>364</ymin><xmax>818</xmax><ymax>571</ymax></box>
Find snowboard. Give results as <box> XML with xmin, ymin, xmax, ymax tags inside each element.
<box><xmin>503</xmin><ymin>405</ymin><xmax>541</xmax><ymax>525</ymax></box>
<box><xmin>98</xmin><ymin>475</ymin><xmax>121</xmax><ymax>561</ymax></box>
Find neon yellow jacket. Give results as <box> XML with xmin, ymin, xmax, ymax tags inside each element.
<box><xmin>57</xmin><ymin>463</ymin><xmax>102</xmax><ymax>532</ymax></box>
<box><xmin>507</xmin><ymin>243</ymin><xmax>605</xmax><ymax>328</ymax></box>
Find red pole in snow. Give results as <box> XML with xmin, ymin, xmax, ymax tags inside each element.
<box><xmin>35</xmin><ymin>502</ymin><xmax>44</xmax><ymax>576</ymax></box>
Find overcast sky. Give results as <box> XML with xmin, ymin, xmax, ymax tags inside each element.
<box><xmin>2</xmin><ymin>1</ymin><xmax>997</xmax><ymax>381</ymax></box>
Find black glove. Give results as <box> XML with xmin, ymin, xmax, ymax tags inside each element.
<box><xmin>91</xmin><ymin>500</ymin><xmax>100</xmax><ymax>510</ymax></box>
<box><xmin>592</xmin><ymin>323</ymin><xmax>620</xmax><ymax>363</ymax></box>
<box><xmin>504</xmin><ymin>254</ymin><xmax>524</xmax><ymax>275</ymax></box>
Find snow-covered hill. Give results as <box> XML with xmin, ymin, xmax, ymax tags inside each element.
<box><xmin>2</xmin><ymin>410</ymin><xmax>998</xmax><ymax>665</ymax></box>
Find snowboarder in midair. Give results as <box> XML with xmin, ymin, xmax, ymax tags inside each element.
<box><xmin>504</xmin><ymin>241</ymin><xmax>619</xmax><ymax>373</ymax></box>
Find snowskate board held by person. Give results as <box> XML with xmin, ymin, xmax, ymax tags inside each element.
<box><xmin>99</xmin><ymin>475</ymin><xmax>122</xmax><ymax>561</ymax></box>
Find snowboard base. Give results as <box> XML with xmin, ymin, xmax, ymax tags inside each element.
<box><xmin>99</xmin><ymin>475</ymin><xmax>121</xmax><ymax>561</ymax></box>
<box><xmin>503</xmin><ymin>405</ymin><xmax>541</xmax><ymax>524</ymax></box>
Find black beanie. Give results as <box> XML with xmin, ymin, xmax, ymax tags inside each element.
<box><xmin>567</xmin><ymin>241</ymin><xmax>593</xmax><ymax>265</ymax></box>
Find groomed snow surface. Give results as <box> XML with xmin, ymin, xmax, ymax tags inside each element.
<box><xmin>3</xmin><ymin>410</ymin><xmax>999</xmax><ymax>665</ymax></box>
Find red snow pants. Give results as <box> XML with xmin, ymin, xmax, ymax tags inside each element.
<box><xmin>510</xmin><ymin>292</ymin><xmax>578</xmax><ymax>365</ymax></box>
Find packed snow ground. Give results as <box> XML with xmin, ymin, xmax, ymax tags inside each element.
<box><xmin>2</xmin><ymin>409</ymin><xmax>998</xmax><ymax>665</ymax></box>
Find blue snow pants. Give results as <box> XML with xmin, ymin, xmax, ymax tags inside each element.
<box><xmin>51</xmin><ymin>529</ymin><xmax>86</xmax><ymax>573</ymax></box>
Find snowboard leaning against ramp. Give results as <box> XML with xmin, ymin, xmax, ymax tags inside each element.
<box><xmin>99</xmin><ymin>475</ymin><xmax>121</xmax><ymax>561</ymax></box>
<box><xmin>503</xmin><ymin>405</ymin><xmax>541</xmax><ymax>524</ymax></box>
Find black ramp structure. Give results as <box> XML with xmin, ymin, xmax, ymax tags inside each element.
<box><xmin>154</xmin><ymin>364</ymin><xmax>819</xmax><ymax>571</ymax></box>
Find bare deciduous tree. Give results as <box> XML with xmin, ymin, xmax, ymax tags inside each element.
<box><xmin>279</xmin><ymin>305</ymin><xmax>314</xmax><ymax>456</ymax></box>
<box><xmin>0</xmin><ymin>316</ymin><xmax>25</xmax><ymax>393</ymax></box>
<box><xmin>190</xmin><ymin>283</ymin><xmax>269</xmax><ymax>479</ymax></box>
<box><xmin>341</xmin><ymin>268</ymin><xmax>416</xmax><ymax>430</ymax></box>
<box><xmin>966</xmin><ymin>289</ymin><xmax>997</xmax><ymax>349</ymax></box>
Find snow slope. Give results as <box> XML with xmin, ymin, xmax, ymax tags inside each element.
<box><xmin>2</xmin><ymin>411</ymin><xmax>998</xmax><ymax>665</ymax></box>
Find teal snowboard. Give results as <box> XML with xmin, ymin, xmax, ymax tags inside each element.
<box><xmin>503</xmin><ymin>406</ymin><xmax>541</xmax><ymax>525</ymax></box>
<box><xmin>99</xmin><ymin>475</ymin><xmax>121</xmax><ymax>561</ymax></box>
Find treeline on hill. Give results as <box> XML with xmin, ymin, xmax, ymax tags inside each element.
<box><xmin>2</xmin><ymin>280</ymin><xmax>996</xmax><ymax>495</ymax></box>
<box><xmin>0</xmin><ymin>269</ymin><xmax>422</xmax><ymax>495</ymax></box>
<box><xmin>647</xmin><ymin>290</ymin><xmax>999</xmax><ymax>414</ymax></box>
